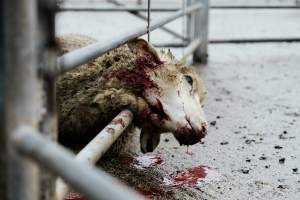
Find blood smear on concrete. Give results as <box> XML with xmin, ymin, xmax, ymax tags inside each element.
<box><xmin>163</xmin><ymin>165</ymin><xmax>222</xmax><ymax>189</ymax></box>
<box><xmin>64</xmin><ymin>192</ymin><xmax>88</xmax><ymax>200</ymax></box>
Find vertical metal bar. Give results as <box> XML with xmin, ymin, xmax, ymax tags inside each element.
<box><xmin>186</xmin><ymin>0</ymin><xmax>193</xmax><ymax>43</ymax></box>
<box><xmin>3</xmin><ymin>0</ymin><xmax>40</xmax><ymax>200</ymax></box>
<box><xmin>147</xmin><ymin>0</ymin><xmax>151</xmax><ymax>42</ymax></box>
<box><xmin>38</xmin><ymin>1</ymin><xmax>58</xmax><ymax>199</ymax></box>
<box><xmin>0</xmin><ymin>0</ymin><xmax>6</xmax><ymax>199</ymax></box>
<box><xmin>193</xmin><ymin>0</ymin><xmax>209</xmax><ymax>63</ymax></box>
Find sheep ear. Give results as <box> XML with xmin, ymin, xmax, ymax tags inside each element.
<box><xmin>140</xmin><ymin>129</ymin><xmax>160</xmax><ymax>153</ymax></box>
<box><xmin>127</xmin><ymin>38</ymin><xmax>161</xmax><ymax>62</ymax></box>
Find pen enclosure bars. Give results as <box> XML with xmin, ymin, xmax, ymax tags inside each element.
<box><xmin>0</xmin><ymin>0</ymin><xmax>209</xmax><ymax>199</ymax></box>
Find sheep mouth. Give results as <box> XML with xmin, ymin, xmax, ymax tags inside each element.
<box><xmin>174</xmin><ymin>128</ymin><xmax>207</xmax><ymax>145</ymax></box>
<box><xmin>174</xmin><ymin>118</ymin><xmax>207</xmax><ymax>146</ymax></box>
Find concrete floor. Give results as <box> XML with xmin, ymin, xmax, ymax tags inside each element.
<box><xmin>96</xmin><ymin>42</ymin><xmax>300</xmax><ymax>200</ymax></box>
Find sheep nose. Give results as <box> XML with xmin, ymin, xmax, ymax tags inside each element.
<box><xmin>201</xmin><ymin>122</ymin><xmax>208</xmax><ymax>135</ymax></box>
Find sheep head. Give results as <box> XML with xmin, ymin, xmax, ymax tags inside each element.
<box><xmin>106</xmin><ymin>39</ymin><xmax>208</xmax><ymax>153</ymax></box>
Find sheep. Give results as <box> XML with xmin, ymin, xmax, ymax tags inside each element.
<box><xmin>56</xmin><ymin>34</ymin><xmax>208</xmax><ymax>154</ymax></box>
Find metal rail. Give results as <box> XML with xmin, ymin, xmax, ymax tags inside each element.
<box><xmin>56</xmin><ymin>110</ymin><xmax>134</xmax><ymax>200</ymax></box>
<box><xmin>13</xmin><ymin>126</ymin><xmax>143</xmax><ymax>200</ymax></box>
<box><xmin>58</xmin><ymin>6</ymin><xmax>181</xmax><ymax>12</ymax></box>
<box><xmin>210</xmin><ymin>38</ymin><xmax>300</xmax><ymax>44</ymax></box>
<box><xmin>211</xmin><ymin>5</ymin><xmax>300</xmax><ymax>9</ymax></box>
<box><xmin>57</xmin><ymin>3</ymin><xmax>202</xmax><ymax>73</ymax></box>
<box><xmin>57</xmin><ymin>5</ymin><xmax>300</xmax><ymax>12</ymax></box>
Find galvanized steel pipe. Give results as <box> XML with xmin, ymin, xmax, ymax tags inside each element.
<box><xmin>13</xmin><ymin>126</ymin><xmax>143</xmax><ymax>200</ymax></box>
<box><xmin>57</xmin><ymin>3</ymin><xmax>202</xmax><ymax>74</ymax></box>
<box><xmin>3</xmin><ymin>0</ymin><xmax>40</xmax><ymax>199</ymax></box>
<box><xmin>56</xmin><ymin>110</ymin><xmax>134</xmax><ymax>200</ymax></box>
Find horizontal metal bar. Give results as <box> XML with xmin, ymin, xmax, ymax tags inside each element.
<box><xmin>57</xmin><ymin>5</ymin><xmax>300</xmax><ymax>12</ymax></box>
<box><xmin>210</xmin><ymin>38</ymin><xmax>300</xmax><ymax>44</ymax></box>
<box><xmin>181</xmin><ymin>39</ymin><xmax>201</xmax><ymax>61</ymax></box>
<box><xmin>57</xmin><ymin>3</ymin><xmax>202</xmax><ymax>74</ymax></box>
<box><xmin>153</xmin><ymin>42</ymin><xmax>188</xmax><ymax>48</ymax></box>
<box><xmin>56</xmin><ymin>110</ymin><xmax>133</xmax><ymax>200</ymax></box>
<box><xmin>106</xmin><ymin>0</ymin><xmax>188</xmax><ymax>42</ymax></box>
<box><xmin>57</xmin><ymin>6</ymin><xmax>181</xmax><ymax>12</ymax></box>
<box><xmin>211</xmin><ymin>6</ymin><xmax>300</xmax><ymax>9</ymax></box>
<box><xmin>13</xmin><ymin>126</ymin><xmax>143</xmax><ymax>200</ymax></box>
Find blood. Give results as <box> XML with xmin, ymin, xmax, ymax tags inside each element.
<box><xmin>139</xmin><ymin>188</ymin><xmax>163</xmax><ymax>198</ymax></box>
<box><xmin>185</xmin><ymin>146</ymin><xmax>194</xmax><ymax>156</ymax></box>
<box><xmin>163</xmin><ymin>166</ymin><xmax>213</xmax><ymax>189</ymax></box>
<box><xmin>141</xmin><ymin>43</ymin><xmax>164</xmax><ymax>65</ymax></box>
<box><xmin>112</xmin><ymin>118</ymin><xmax>125</xmax><ymax>127</ymax></box>
<box><xmin>154</xmin><ymin>98</ymin><xmax>170</xmax><ymax>120</ymax></box>
<box><xmin>177</xmin><ymin>90</ymin><xmax>180</xmax><ymax>97</ymax></box>
<box><xmin>64</xmin><ymin>193</ymin><xmax>88</xmax><ymax>200</ymax></box>
<box><xmin>108</xmin><ymin>50</ymin><xmax>163</xmax><ymax>90</ymax></box>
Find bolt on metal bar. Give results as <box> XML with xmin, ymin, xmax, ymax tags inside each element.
<box><xmin>58</xmin><ymin>3</ymin><xmax>202</xmax><ymax>74</ymax></box>
<box><xmin>13</xmin><ymin>126</ymin><xmax>144</xmax><ymax>200</ymax></box>
<box><xmin>56</xmin><ymin>110</ymin><xmax>134</xmax><ymax>200</ymax></box>
<box><xmin>3</xmin><ymin>0</ymin><xmax>40</xmax><ymax>199</ymax></box>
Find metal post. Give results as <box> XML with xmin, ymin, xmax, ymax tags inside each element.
<box><xmin>0</xmin><ymin>0</ymin><xmax>6</xmax><ymax>199</ymax></box>
<box><xmin>3</xmin><ymin>0</ymin><xmax>40</xmax><ymax>200</ymax></box>
<box><xmin>38</xmin><ymin>1</ymin><xmax>58</xmax><ymax>199</ymax></box>
<box><xmin>193</xmin><ymin>0</ymin><xmax>209</xmax><ymax>63</ymax></box>
<box><xmin>186</xmin><ymin>0</ymin><xmax>193</xmax><ymax>42</ymax></box>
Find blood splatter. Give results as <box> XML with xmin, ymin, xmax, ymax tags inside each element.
<box><xmin>64</xmin><ymin>192</ymin><xmax>88</xmax><ymax>200</ymax></box>
<box><xmin>112</xmin><ymin>118</ymin><xmax>125</xmax><ymax>127</ymax></box>
<box><xmin>174</xmin><ymin>166</ymin><xmax>208</xmax><ymax>186</ymax></box>
<box><xmin>185</xmin><ymin>146</ymin><xmax>194</xmax><ymax>156</ymax></box>
<box><xmin>163</xmin><ymin>166</ymin><xmax>222</xmax><ymax>190</ymax></box>
<box><xmin>107</xmin><ymin>50</ymin><xmax>163</xmax><ymax>90</ymax></box>
<box><xmin>139</xmin><ymin>188</ymin><xmax>163</xmax><ymax>198</ymax></box>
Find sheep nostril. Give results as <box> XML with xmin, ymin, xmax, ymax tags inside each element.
<box><xmin>201</xmin><ymin>122</ymin><xmax>208</xmax><ymax>133</ymax></box>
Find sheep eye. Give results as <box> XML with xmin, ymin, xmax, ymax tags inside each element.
<box><xmin>184</xmin><ymin>75</ymin><xmax>193</xmax><ymax>86</ymax></box>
